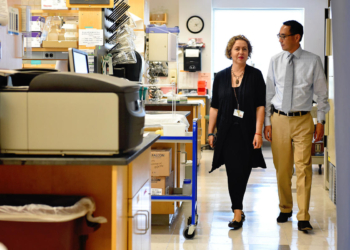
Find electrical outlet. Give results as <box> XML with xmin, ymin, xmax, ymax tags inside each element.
<box><xmin>169</xmin><ymin>69</ymin><xmax>177</xmax><ymax>84</ymax></box>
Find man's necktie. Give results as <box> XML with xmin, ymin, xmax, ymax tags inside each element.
<box><xmin>282</xmin><ymin>54</ymin><xmax>294</xmax><ymax>113</ymax></box>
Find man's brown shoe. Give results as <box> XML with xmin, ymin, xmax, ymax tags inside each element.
<box><xmin>298</xmin><ymin>221</ymin><xmax>313</xmax><ymax>231</ymax></box>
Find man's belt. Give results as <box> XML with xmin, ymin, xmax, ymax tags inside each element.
<box><xmin>273</xmin><ymin>107</ymin><xmax>309</xmax><ymax>117</ymax></box>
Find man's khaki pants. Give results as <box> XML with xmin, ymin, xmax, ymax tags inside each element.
<box><xmin>271</xmin><ymin>112</ymin><xmax>314</xmax><ymax>221</ymax></box>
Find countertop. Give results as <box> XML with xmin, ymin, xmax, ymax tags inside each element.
<box><xmin>145</xmin><ymin>100</ymin><xmax>201</xmax><ymax>106</ymax></box>
<box><xmin>0</xmin><ymin>134</ymin><xmax>160</xmax><ymax>166</ymax></box>
<box><xmin>146</xmin><ymin>111</ymin><xmax>191</xmax><ymax>117</ymax></box>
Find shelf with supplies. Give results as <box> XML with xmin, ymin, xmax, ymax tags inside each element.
<box><xmin>30</xmin><ymin>10</ymin><xmax>79</xmax><ymax>16</ymax></box>
<box><xmin>151</xmin><ymin>119</ymin><xmax>199</xmax><ymax>239</ymax></box>
<box><xmin>24</xmin><ymin>48</ymin><xmax>69</xmax><ymax>52</ymax></box>
<box><xmin>150</xmin><ymin>13</ymin><xmax>167</xmax><ymax>24</ymax></box>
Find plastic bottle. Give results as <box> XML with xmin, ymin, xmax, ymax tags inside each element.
<box><xmin>183</xmin><ymin>179</ymin><xmax>192</xmax><ymax>195</ymax></box>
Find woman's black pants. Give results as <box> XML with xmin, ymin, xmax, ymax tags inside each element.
<box><xmin>223</xmin><ymin>124</ymin><xmax>253</xmax><ymax>212</ymax></box>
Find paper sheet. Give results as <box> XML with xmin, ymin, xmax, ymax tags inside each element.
<box><xmin>185</xmin><ymin>49</ymin><xmax>199</xmax><ymax>57</ymax></box>
<box><xmin>41</xmin><ymin>0</ymin><xmax>67</xmax><ymax>9</ymax></box>
<box><xmin>0</xmin><ymin>0</ymin><xmax>9</xmax><ymax>26</ymax></box>
<box><xmin>135</xmin><ymin>31</ymin><xmax>145</xmax><ymax>53</ymax></box>
<box><xmin>79</xmin><ymin>29</ymin><xmax>103</xmax><ymax>46</ymax></box>
<box><xmin>198</xmin><ymin>72</ymin><xmax>211</xmax><ymax>89</ymax></box>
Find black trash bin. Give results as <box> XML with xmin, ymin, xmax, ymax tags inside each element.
<box><xmin>0</xmin><ymin>194</ymin><xmax>107</xmax><ymax>250</ymax></box>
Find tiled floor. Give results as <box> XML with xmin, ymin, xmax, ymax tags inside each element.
<box><xmin>151</xmin><ymin>145</ymin><xmax>337</xmax><ymax>250</ymax></box>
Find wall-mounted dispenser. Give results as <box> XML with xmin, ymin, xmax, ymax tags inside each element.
<box><xmin>184</xmin><ymin>48</ymin><xmax>201</xmax><ymax>72</ymax></box>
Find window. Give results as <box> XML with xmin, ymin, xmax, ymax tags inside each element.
<box><xmin>213</xmin><ymin>9</ymin><xmax>304</xmax><ymax>79</ymax></box>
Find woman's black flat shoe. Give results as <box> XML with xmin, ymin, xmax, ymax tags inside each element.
<box><xmin>228</xmin><ymin>220</ymin><xmax>243</xmax><ymax>229</ymax></box>
<box><xmin>241</xmin><ymin>212</ymin><xmax>245</xmax><ymax>221</ymax></box>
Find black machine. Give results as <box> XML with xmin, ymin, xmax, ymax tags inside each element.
<box><xmin>184</xmin><ymin>48</ymin><xmax>202</xmax><ymax>72</ymax></box>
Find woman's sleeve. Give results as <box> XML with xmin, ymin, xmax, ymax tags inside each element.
<box><xmin>211</xmin><ymin>74</ymin><xmax>220</xmax><ymax>109</ymax></box>
<box><xmin>255</xmin><ymin>70</ymin><xmax>266</xmax><ymax>108</ymax></box>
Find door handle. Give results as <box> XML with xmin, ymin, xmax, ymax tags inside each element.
<box><xmin>179</xmin><ymin>151</ymin><xmax>187</xmax><ymax>164</ymax></box>
<box><xmin>134</xmin><ymin>210</ymin><xmax>150</xmax><ymax>235</ymax></box>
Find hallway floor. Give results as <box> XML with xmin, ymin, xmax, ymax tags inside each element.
<box><xmin>151</xmin><ymin>146</ymin><xmax>337</xmax><ymax>250</ymax></box>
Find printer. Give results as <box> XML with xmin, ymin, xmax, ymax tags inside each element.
<box><xmin>0</xmin><ymin>72</ymin><xmax>145</xmax><ymax>155</ymax></box>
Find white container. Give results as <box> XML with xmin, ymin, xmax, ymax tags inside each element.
<box><xmin>62</xmin><ymin>23</ymin><xmax>78</xmax><ymax>32</ymax></box>
<box><xmin>183</xmin><ymin>179</ymin><xmax>192</xmax><ymax>195</ymax></box>
<box><xmin>162</xmin><ymin>123</ymin><xmax>186</xmax><ymax>136</ymax></box>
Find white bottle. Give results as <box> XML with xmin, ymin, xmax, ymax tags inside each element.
<box><xmin>183</xmin><ymin>179</ymin><xmax>192</xmax><ymax>195</ymax></box>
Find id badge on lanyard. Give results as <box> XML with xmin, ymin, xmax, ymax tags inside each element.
<box><xmin>233</xmin><ymin>109</ymin><xmax>244</xmax><ymax>118</ymax></box>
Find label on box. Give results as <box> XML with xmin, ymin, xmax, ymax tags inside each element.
<box><xmin>151</xmin><ymin>188</ymin><xmax>162</xmax><ymax>196</ymax></box>
<box><xmin>31</xmin><ymin>16</ymin><xmax>45</xmax><ymax>31</ymax></box>
<box><xmin>151</xmin><ymin>149</ymin><xmax>172</xmax><ymax>176</ymax></box>
<box><xmin>24</xmin><ymin>37</ymin><xmax>41</xmax><ymax>47</ymax></box>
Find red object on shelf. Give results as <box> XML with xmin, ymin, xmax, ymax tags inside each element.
<box><xmin>197</xmin><ymin>80</ymin><xmax>207</xmax><ymax>95</ymax></box>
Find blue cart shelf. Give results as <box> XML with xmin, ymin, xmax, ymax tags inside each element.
<box><xmin>151</xmin><ymin>119</ymin><xmax>198</xmax><ymax>239</ymax></box>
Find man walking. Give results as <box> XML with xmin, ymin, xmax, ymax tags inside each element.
<box><xmin>264</xmin><ymin>20</ymin><xmax>330</xmax><ymax>231</ymax></box>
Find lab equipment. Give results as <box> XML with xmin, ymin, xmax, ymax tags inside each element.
<box><xmin>68</xmin><ymin>48</ymin><xmax>89</xmax><ymax>73</ymax></box>
<box><xmin>0</xmin><ymin>72</ymin><xmax>145</xmax><ymax>155</ymax></box>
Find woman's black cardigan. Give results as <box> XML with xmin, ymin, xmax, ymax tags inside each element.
<box><xmin>210</xmin><ymin>64</ymin><xmax>267</xmax><ymax>173</ymax></box>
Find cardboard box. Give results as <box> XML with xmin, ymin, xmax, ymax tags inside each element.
<box><xmin>23</xmin><ymin>32</ymin><xmax>42</xmax><ymax>47</ymax></box>
<box><xmin>151</xmin><ymin>148</ymin><xmax>172</xmax><ymax>176</ymax></box>
<box><xmin>151</xmin><ymin>202</ymin><xmax>176</xmax><ymax>215</ymax></box>
<box><xmin>42</xmin><ymin>40</ymin><xmax>78</xmax><ymax>48</ymax></box>
<box><xmin>151</xmin><ymin>171</ymin><xmax>174</xmax><ymax>195</ymax></box>
<box><xmin>31</xmin><ymin>16</ymin><xmax>45</xmax><ymax>31</ymax></box>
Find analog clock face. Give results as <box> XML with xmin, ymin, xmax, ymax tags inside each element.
<box><xmin>187</xmin><ymin>16</ymin><xmax>204</xmax><ymax>34</ymax></box>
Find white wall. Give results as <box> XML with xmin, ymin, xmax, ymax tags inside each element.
<box><xmin>150</xmin><ymin>0</ymin><xmax>327</xmax><ymax>88</ymax></box>
<box><xmin>0</xmin><ymin>0</ymin><xmax>22</xmax><ymax>70</ymax></box>
<box><xmin>213</xmin><ymin>0</ymin><xmax>328</xmax><ymax>65</ymax></box>
<box><xmin>179</xmin><ymin>0</ymin><xmax>212</xmax><ymax>75</ymax></box>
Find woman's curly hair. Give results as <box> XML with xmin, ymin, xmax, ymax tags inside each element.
<box><xmin>225</xmin><ymin>35</ymin><xmax>253</xmax><ymax>59</ymax></box>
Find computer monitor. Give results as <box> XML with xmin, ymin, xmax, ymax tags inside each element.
<box><xmin>68</xmin><ymin>48</ymin><xmax>89</xmax><ymax>74</ymax></box>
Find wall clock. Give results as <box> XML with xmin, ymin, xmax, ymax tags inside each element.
<box><xmin>186</xmin><ymin>16</ymin><xmax>204</xmax><ymax>34</ymax></box>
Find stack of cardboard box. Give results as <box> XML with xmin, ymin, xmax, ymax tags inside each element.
<box><xmin>151</xmin><ymin>148</ymin><xmax>174</xmax><ymax>196</ymax></box>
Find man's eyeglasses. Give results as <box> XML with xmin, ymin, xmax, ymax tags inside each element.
<box><xmin>277</xmin><ymin>34</ymin><xmax>295</xmax><ymax>39</ymax></box>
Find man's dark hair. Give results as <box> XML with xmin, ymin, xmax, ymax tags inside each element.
<box><xmin>283</xmin><ymin>20</ymin><xmax>304</xmax><ymax>42</ymax></box>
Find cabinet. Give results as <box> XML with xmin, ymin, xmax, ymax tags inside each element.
<box><xmin>0</xmin><ymin>134</ymin><xmax>158</xmax><ymax>250</ymax></box>
<box><xmin>128</xmin><ymin>180</ymin><xmax>151</xmax><ymax>250</ymax></box>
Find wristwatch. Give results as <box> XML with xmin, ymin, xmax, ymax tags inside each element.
<box><xmin>318</xmin><ymin>120</ymin><xmax>326</xmax><ymax>125</ymax></box>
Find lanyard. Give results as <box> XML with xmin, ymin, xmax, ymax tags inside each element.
<box><xmin>231</xmin><ymin>73</ymin><xmax>241</xmax><ymax>110</ymax></box>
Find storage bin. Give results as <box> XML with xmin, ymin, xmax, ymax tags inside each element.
<box><xmin>197</xmin><ymin>80</ymin><xmax>207</xmax><ymax>95</ymax></box>
<box><xmin>0</xmin><ymin>194</ymin><xmax>107</xmax><ymax>250</ymax></box>
<box><xmin>162</xmin><ymin>123</ymin><xmax>186</xmax><ymax>136</ymax></box>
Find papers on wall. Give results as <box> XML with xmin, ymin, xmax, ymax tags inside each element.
<box><xmin>79</xmin><ymin>29</ymin><xmax>103</xmax><ymax>47</ymax></box>
<box><xmin>198</xmin><ymin>72</ymin><xmax>211</xmax><ymax>89</ymax></box>
<box><xmin>0</xmin><ymin>0</ymin><xmax>9</xmax><ymax>26</ymax></box>
<box><xmin>179</xmin><ymin>70</ymin><xmax>198</xmax><ymax>89</ymax></box>
<box><xmin>178</xmin><ymin>71</ymin><xmax>212</xmax><ymax>90</ymax></box>
<box><xmin>41</xmin><ymin>0</ymin><xmax>68</xmax><ymax>10</ymax></box>
<box><xmin>7</xmin><ymin>7</ymin><xmax>19</xmax><ymax>35</ymax></box>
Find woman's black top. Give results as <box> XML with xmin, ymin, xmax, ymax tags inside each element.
<box><xmin>210</xmin><ymin>64</ymin><xmax>267</xmax><ymax>173</ymax></box>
